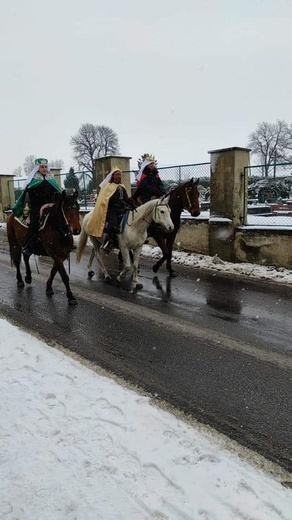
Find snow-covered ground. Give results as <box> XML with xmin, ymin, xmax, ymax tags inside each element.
<box><xmin>141</xmin><ymin>245</ymin><xmax>292</xmax><ymax>286</ymax></box>
<box><xmin>183</xmin><ymin>210</ymin><xmax>292</xmax><ymax>227</ymax></box>
<box><xmin>1</xmin><ymin>318</ymin><xmax>291</xmax><ymax>520</ymax></box>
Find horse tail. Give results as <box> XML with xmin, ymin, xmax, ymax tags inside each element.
<box><xmin>76</xmin><ymin>224</ymin><xmax>88</xmax><ymax>263</ymax></box>
<box><xmin>7</xmin><ymin>214</ymin><xmax>21</xmax><ymax>266</ymax></box>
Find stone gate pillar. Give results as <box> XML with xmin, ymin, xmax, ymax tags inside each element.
<box><xmin>94</xmin><ymin>156</ymin><xmax>132</xmax><ymax>195</ymax></box>
<box><xmin>50</xmin><ymin>168</ymin><xmax>62</xmax><ymax>189</ymax></box>
<box><xmin>0</xmin><ymin>174</ymin><xmax>15</xmax><ymax>221</ymax></box>
<box><xmin>208</xmin><ymin>147</ymin><xmax>250</xmax><ymax>261</ymax></box>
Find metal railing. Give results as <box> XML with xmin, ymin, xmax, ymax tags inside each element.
<box><xmin>126</xmin><ymin>162</ymin><xmax>211</xmax><ymax>199</ymax></box>
<box><xmin>245</xmin><ymin>163</ymin><xmax>292</xmax><ymax>227</ymax></box>
<box><xmin>7</xmin><ymin>161</ymin><xmax>291</xmax><ymax>228</ymax></box>
<box><xmin>8</xmin><ymin>163</ymin><xmax>211</xmax><ymax>207</ymax></box>
<box><xmin>60</xmin><ymin>171</ymin><xmax>93</xmax><ymax>209</ymax></box>
<box><xmin>7</xmin><ymin>171</ymin><xmax>93</xmax><ymax>209</ymax></box>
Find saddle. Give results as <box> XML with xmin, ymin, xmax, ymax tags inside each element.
<box><xmin>15</xmin><ymin>214</ymin><xmax>30</xmax><ymax>228</ymax></box>
<box><xmin>39</xmin><ymin>202</ymin><xmax>55</xmax><ymax>231</ymax></box>
<box><xmin>39</xmin><ymin>203</ymin><xmax>55</xmax><ymax>231</ymax></box>
<box><xmin>39</xmin><ymin>202</ymin><xmax>70</xmax><ymax>237</ymax></box>
<box><xmin>15</xmin><ymin>203</ymin><xmax>54</xmax><ymax>230</ymax></box>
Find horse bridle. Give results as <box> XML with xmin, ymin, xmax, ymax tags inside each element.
<box><xmin>143</xmin><ymin>202</ymin><xmax>170</xmax><ymax>225</ymax></box>
<box><xmin>182</xmin><ymin>186</ymin><xmax>197</xmax><ymax>212</ymax></box>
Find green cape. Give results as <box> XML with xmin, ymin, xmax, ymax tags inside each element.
<box><xmin>12</xmin><ymin>178</ymin><xmax>62</xmax><ymax>217</ymax></box>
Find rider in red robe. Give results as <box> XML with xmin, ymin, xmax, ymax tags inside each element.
<box><xmin>133</xmin><ymin>154</ymin><xmax>166</xmax><ymax>204</ymax></box>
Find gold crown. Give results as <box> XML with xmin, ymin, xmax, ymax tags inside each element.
<box><xmin>137</xmin><ymin>153</ymin><xmax>157</xmax><ymax>169</ymax></box>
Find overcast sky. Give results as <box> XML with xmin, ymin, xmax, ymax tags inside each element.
<box><xmin>1</xmin><ymin>0</ymin><xmax>291</xmax><ymax>174</ymax></box>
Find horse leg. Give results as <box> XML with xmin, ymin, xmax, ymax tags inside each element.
<box><xmin>118</xmin><ymin>249</ymin><xmax>133</xmax><ymax>265</ymax></box>
<box><xmin>116</xmin><ymin>248</ymin><xmax>132</xmax><ymax>284</ymax></box>
<box><xmin>7</xmin><ymin>217</ymin><xmax>26</xmax><ymax>287</ymax></box>
<box><xmin>152</xmin><ymin>236</ymin><xmax>168</xmax><ymax>274</ymax></box>
<box><xmin>118</xmin><ymin>249</ymin><xmax>123</xmax><ymax>265</ymax></box>
<box><xmin>132</xmin><ymin>246</ymin><xmax>143</xmax><ymax>290</ymax></box>
<box><xmin>12</xmin><ymin>244</ymin><xmax>25</xmax><ymax>287</ymax></box>
<box><xmin>165</xmin><ymin>235</ymin><xmax>178</xmax><ymax>277</ymax></box>
<box><xmin>46</xmin><ymin>264</ymin><xmax>58</xmax><ymax>296</ymax></box>
<box><xmin>90</xmin><ymin>238</ymin><xmax>111</xmax><ymax>282</ymax></box>
<box><xmin>87</xmin><ymin>247</ymin><xmax>96</xmax><ymax>279</ymax></box>
<box><xmin>47</xmin><ymin>261</ymin><xmax>77</xmax><ymax>306</ymax></box>
<box><xmin>22</xmin><ymin>251</ymin><xmax>33</xmax><ymax>284</ymax></box>
<box><xmin>59</xmin><ymin>263</ymin><xmax>77</xmax><ymax>305</ymax></box>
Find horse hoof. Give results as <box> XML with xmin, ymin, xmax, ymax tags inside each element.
<box><xmin>46</xmin><ymin>288</ymin><xmax>54</xmax><ymax>296</ymax></box>
<box><xmin>134</xmin><ymin>283</ymin><xmax>143</xmax><ymax>291</ymax></box>
<box><xmin>152</xmin><ymin>265</ymin><xmax>159</xmax><ymax>273</ymax></box>
<box><xmin>104</xmin><ymin>275</ymin><xmax>112</xmax><ymax>283</ymax></box>
<box><xmin>88</xmin><ymin>270</ymin><xmax>95</xmax><ymax>280</ymax></box>
<box><xmin>69</xmin><ymin>298</ymin><xmax>78</xmax><ymax>306</ymax></box>
<box><xmin>17</xmin><ymin>281</ymin><xmax>25</xmax><ymax>288</ymax></box>
<box><xmin>25</xmin><ymin>277</ymin><xmax>32</xmax><ymax>284</ymax></box>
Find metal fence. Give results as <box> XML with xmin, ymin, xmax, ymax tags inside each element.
<box><xmin>127</xmin><ymin>162</ymin><xmax>211</xmax><ymax>200</ymax></box>
<box><xmin>7</xmin><ymin>161</ymin><xmax>292</xmax><ymax>228</ymax></box>
<box><xmin>61</xmin><ymin>171</ymin><xmax>93</xmax><ymax>209</ymax></box>
<box><xmin>9</xmin><ymin>171</ymin><xmax>94</xmax><ymax>209</ymax></box>
<box><xmin>8</xmin><ymin>164</ymin><xmax>211</xmax><ymax>209</ymax></box>
<box><xmin>245</xmin><ymin>163</ymin><xmax>292</xmax><ymax>227</ymax></box>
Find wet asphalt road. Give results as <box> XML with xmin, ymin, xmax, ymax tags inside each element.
<box><xmin>0</xmin><ymin>230</ymin><xmax>291</xmax><ymax>472</ymax></box>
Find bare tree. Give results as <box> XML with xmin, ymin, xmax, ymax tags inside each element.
<box><xmin>49</xmin><ymin>159</ymin><xmax>64</xmax><ymax>169</ymax></box>
<box><xmin>23</xmin><ymin>155</ymin><xmax>36</xmax><ymax>175</ymax></box>
<box><xmin>98</xmin><ymin>125</ymin><xmax>120</xmax><ymax>157</ymax></box>
<box><xmin>15</xmin><ymin>156</ymin><xmax>64</xmax><ymax>178</ymax></box>
<box><xmin>247</xmin><ymin>120</ymin><xmax>292</xmax><ymax>176</ymax></box>
<box><xmin>13</xmin><ymin>166</ymin><xmax>23</xmax><ymax>177</ymax></box>
<box><xmin>70</xmin><ymin>123</ymin><xmax>120</xmax><ymax>177</ymax></box>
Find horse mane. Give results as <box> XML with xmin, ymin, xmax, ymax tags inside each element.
<box><xmin>130</xmin><ymin>198</ymin><xmax>159</xmax><ymax>225</ymax></box>
<box><xmin>167</xmin><ymin>178</ymin><xmax>194</xmax><ymax>196</ymax></box>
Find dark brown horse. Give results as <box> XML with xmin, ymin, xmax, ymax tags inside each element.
<box><xmin>7</xmin><ymin>190</ymin><xmax>81</xmax><ymax>305</ymax></box>
<box><xmin>148</xmin><ymin>178</ymin><xmax>200</xmax><ymax>276</ymax></box>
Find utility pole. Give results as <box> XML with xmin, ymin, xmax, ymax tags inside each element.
<box><xmin>273</xmin><ymin>151</ymin><xmax>277</xmax><ymax>179</ymax></box>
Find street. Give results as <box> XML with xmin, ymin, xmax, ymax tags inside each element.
<box><xmin>0</xmin><ymin>231</ymin><xmax>291</xmax><ymax>471</ymax></box>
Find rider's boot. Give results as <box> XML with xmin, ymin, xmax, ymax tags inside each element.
<box><xmin>23</xmin><ymin>235</ymin><xmax>40</xmax><ymax>255</ymax></box>
<box><xmin>101</xmin><ymin>235</ymin><xmax>114</xmax><ymax>254</ymax></box>
<box><xmin>22</xmin><ymin>218</ymin><xmax>40</xmax><ymax>255</ymax></box>
<box><xmin>101</xmin><ymin>227</ymin><xmax>119</xmax><ymax>254</ymax></box>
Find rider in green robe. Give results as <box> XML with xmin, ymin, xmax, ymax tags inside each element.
<box><xmin>12</xmin><ymin>158</ymin><xmax>62</xmax><ymax>254</ymax></box>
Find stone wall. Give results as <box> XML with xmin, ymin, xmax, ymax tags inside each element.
<box><xmin>171</xmin><ymin>218</ymin><xmax>292</xmax><ymax>269</ymax></box>
<box><xmin>0</xmin><ymin>174</ymin><xmax>15</xmax><ymax>222</ymax></box>
<box><xmin>235</xmin><ymin>228</ymin><xmax>292</xmax><ymax>269</ymax></box>
<box><xmin>175</xmin><ymin>219</ymin><xmax>209</xmax><ymax>255</ymax></box>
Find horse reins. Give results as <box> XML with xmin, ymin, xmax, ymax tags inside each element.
<box><xmin>184</xmin><ymin>187</ymin><xmax>193</xmax><ymax>212</ymax></box>
<box><xmin>143</xmin><ymin>202</ymin><xmax>170</xmax><ymax>225</ymax></box>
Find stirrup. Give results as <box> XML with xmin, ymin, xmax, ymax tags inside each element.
<box><xmin>22</xmin><ymin>244</ymin><xmax>32</xmax><ymax>255</ymax></box>
<box><xmin>101</xmin><ymin>240</ymin><xmax>113</xmax><ymax>254</ymax></box>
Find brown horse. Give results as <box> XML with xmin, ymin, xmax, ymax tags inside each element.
<box><xmin>7</xmin><ymin>190</ymin><xmax>81</xmax><ymax>305</ymax></box>
<box><xmin>148</xmin><ymin>178</ymin><xmax>200</xmax><ymax>276</ymax></box>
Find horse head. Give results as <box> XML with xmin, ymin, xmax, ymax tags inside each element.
<box><xmin>181</xmin><ymin>178</ymin><xmax>200</xmax><ymax>217</ymax></box>
<box><xmin>62</xmin><ymin>190</ymin><xmax>81</xmax><ymax>236</ymax></box>
<box><xmin>153</xmin><ymin>195</ymin><xmax>174</xmax><ymax>232</ymax></box>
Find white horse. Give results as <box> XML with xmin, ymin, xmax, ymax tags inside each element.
<box><xmin>76</xmin><ymin>195</ymin><xmax>174</xmax><ymax>290</ymax></box>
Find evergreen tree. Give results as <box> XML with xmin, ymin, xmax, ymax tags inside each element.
<box><xmin>64</xmin><ymin>167</ymin><xmax>80</xmax><ymax>191</ymax></box>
